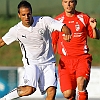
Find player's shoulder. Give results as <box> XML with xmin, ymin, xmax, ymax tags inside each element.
<box><xmin>33</xmin><ymin>16</ymin><xmax>53</xmax><ymax>22</ymax></box>
<box><xmin>33</xmin><ymin>16</ymin><xmax>41</xmax><ymax>20</ymax></box>
<box><xmin>8</xmin><ymin>22</ymin><xmax>19</xmax><ymax>31</ymax></box>
<box><xmin>76</xmin><ymin>11</ymin><xmax>90</xmax><ymax>18</ymax></box>
<box><xmin>76</xmin><ymin>11</ymin><xmax>90</xmax><ymax>25</ymax></box>
<box><xmin>55</xmin><ymin>12</ymin><xmax>65</xmax><ymax>20</ymax></box>
<box><xmin>32</xmin><ymin>16</ymin><xmax>42</xmax><ymax>25</ymax></box>
<box><xmin>40</xmin><ymin>16</ymin><xmax>53</xmax><ymax>20</ymax></box>
<box><xmin>13</xmin><ymin>21</ymin><xmax>23</xmax><ymax>30</ymax></box>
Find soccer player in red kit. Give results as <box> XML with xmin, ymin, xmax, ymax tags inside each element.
<box><xmin>0</xmin><ymin>1</ymin><xmax>71</xmax><ymax>100</ymax></box>
<box><xmin>51</xmin><ymin>0</ymin><xmax>100</xmax><ymax>100</ymax></box>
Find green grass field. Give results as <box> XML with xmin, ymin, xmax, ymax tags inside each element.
<box><xmin>0</xmin><ymin>0</ymin><xmax>100</xmax><ymax>17</ymax></box>
<box><xmin>0</xmin><ymin>17</ymin><xmax>100</xmax><ymax>67</ymax></box>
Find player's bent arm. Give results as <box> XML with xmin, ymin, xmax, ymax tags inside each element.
<box><xmin>92</xmin><ymin>28</ymin><xmax>100</xmax><ymax>39</ymax></box>
<box><xmin>0</xmin><ymin>38</ymin><xmax>6</xmax><ymax>48</ymax></box>
<box><xmin>89</xmin><ymin>18</ymin><xmax>100</xmax><ymax>39</ymax></box>
<box><xmin>61</xmin><ymin>25</ymin><xmax>72</xmax><ymax>41</ymax></box>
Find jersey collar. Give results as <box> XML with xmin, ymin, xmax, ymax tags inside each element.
<box><xmin>19</xmin><ymin>21</ymin><xmax>33</xmax><ymax>32</ymax></box>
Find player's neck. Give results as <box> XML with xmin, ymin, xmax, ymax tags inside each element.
<box><xmin>65</xmin><ymin>10</ymin><xmax>75</xmax><ymax>17</ymax></box>
<box><xmin>22</xmin><ymin>18</ymin><xmax>34</xmax><ymax>27</ymax></box>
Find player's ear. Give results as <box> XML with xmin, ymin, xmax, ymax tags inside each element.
<box><xmin>18</xmin><ymin>13</ymin><xmax>21</xmax><ymax>18</ymax></box>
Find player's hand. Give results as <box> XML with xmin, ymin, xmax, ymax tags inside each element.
<box><xmin>0</xmin><ymin>38</ymin><xmax>5</xmax><ymax>48</ymax></box>
<box><xmin>62</xmin><ymin>34</ymin><xmax>71</xmax><ymax>42</ymax></box>
<box><xmin>89</xmin><ymin>17</ymin><xmax>97</xmax><ymax>29</ymax></box>
<box><xmin>61</xmin><ymin>25</ymin><xmax>72</xmax><ymax>42</ymax></box>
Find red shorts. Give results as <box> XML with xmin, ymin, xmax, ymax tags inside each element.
<box><xmin>58</xmin><ymin>54</ymin><xmax>92</xmax><ymax>93</ymax></box>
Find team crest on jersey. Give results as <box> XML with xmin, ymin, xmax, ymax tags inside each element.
<box><xmin>38</xmin><ymin>28</ymin><xmax>45</xmax><ymax>35</ymax></box>
<box><xmin>75</xmin><ymin>22</ymin><xmax>80</xmax><ymax>31</ymax></box>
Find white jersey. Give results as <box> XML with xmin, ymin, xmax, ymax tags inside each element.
<box><xmin>2</xmin><ymin>16</ymin><xmax>64</xmax><ymax>65</ymax></box>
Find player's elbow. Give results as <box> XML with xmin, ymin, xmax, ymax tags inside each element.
<box><xmin>93</xmin><ymin>29</ymin><xmax>100</xmax><ymax>39</ymax></box>
<box><xmin>52</xmin><ymin>44</ymin><xmax>57</xmax><ymax>54</ymax></box>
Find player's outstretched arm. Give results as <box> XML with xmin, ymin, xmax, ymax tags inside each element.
<box><xmin>61</xmin><ymin>24</ymin><xmax>72</xmax><ymax>42</ymax></box>
<box><xmin>0</xmin><ymin>38</ymin><xmax>5</xmax><ymax>48</ymax></box>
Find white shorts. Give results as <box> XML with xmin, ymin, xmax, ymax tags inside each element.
<box><xmin>21</xmin><ymin>62</ymin><xmax>57</xmax><ymax>94</ymax></box>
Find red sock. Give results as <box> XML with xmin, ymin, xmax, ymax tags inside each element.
<box><xmin>77</xmin><ymin>90</ymin><xmax>88</xmax><ymax>100</ymax></box>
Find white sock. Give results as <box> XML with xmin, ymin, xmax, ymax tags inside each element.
<box><xmin>3</xmin><ymin>88</ymin><xmax>19</xmax><ymax>100</ymax></box>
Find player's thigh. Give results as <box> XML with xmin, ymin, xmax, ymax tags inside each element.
<box><xmin>58</xmin><ymin>69</ymin><xmax>73</xmax><ymax>92</ymax></box>
<box><xmin>39</xmin><ymin>63</ymin><xmax>57</xmax><ymax>94</ymax></box>
<box><xmin>58</xmin><ymin>59</ymin><xmax>76</xmax><ymax>92</ymax></box>
<box><xmin>76</xmin><ymin>55</ymin><xmax>92</xmax><ymax>90</ymax></box>
<box><xmin>23</xmin><ymin>64</ymin><xmax>40</xmax><ymax>88</ymax></box>
<box><xmin>44</xmin><ymin>62</ymin><xmax>57</xmax><ymax>85</ymax></box>
<box><xmin>76</xmin><ymin>56</ymin><xmax>91</xmax><ymax>81</ymax></box>
<box><xmin>59</xmin><ymin>61</ymin><xmax>75</xmax><ymax>98</ymax></box>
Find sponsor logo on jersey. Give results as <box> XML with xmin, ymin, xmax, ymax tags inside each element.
<box><xmin>75</xmin><ymin>22</ymin><xmax>80</xmax><ymax>31</ymax></box>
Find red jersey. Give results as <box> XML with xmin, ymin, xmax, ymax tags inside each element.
<box><xmin>52</xmin><ymin>11</ymin><xmax>94</xmax><ymax>57</ymax></box>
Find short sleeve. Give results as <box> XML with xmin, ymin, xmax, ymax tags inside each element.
<box><xmin>2</xmin><ymin>26</ymin><xmax>17</xmax><ymax>45</ymax></box>
<box><xmin>84</xmin><ymin>15</ymin><xmax>94</xmax><ymax>38</ymax></box>
<box><xmin>87</xmin><ymin>22</ymin><xmax>94</xmax><ymax>38</ymax></box>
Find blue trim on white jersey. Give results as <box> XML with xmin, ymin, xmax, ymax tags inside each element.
<box><xmin>32</xmin><ymin>16</ymin><xmax>41</xmax><ymax>27</ymax></box>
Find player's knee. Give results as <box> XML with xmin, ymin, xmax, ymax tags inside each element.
<box><xmin>63</xmin><ymin>90</ymin><xmax>73</xmax><ymax>99</ymax></box>
<box><xmin>18</xmin><ymin>86</ymin><xmax>36</xmax><ymax>96</ymax></box>
<box><xmin>46</xmin><ymin>86</ymin><xmax>56</xmax><ymax>100</ymax></box>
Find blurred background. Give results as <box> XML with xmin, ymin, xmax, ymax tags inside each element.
<box><xmin>0</xmin><ymin>0</ymin><xmax>100</xmax><ymax>99</ymax></box>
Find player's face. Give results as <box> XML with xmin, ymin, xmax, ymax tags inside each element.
<box><xmin>18</xmin><ymin>7</ymin><xmax>33</xmax><ymax>27</ymax></box>
<box><xmin>62</xmin><ymin>0</ymin><xmax>77</xmax><ymax>14</ymax></box>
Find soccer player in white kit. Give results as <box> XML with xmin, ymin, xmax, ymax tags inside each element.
<box><xmin>0</xmin><ymin>1</ymin><xmax>71</xmax><ymax>100</ymax></box>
